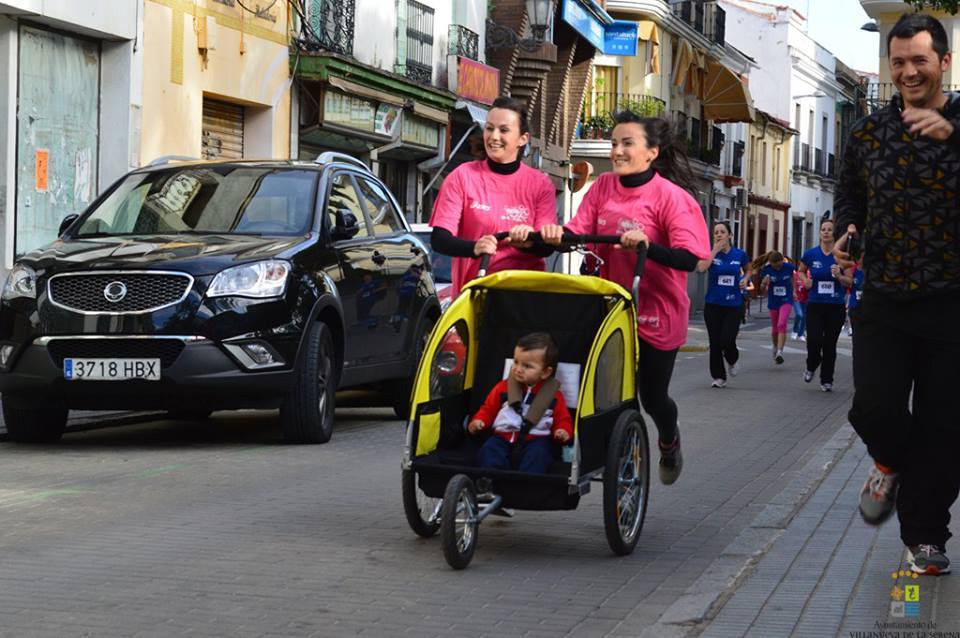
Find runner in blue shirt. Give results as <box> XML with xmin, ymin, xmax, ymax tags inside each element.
<box><xmin>798</xmin><ymin>219</ymin><xmax>846</xmax><ymax>391</ymax></box>
<box><xmin>697</xmin><ymin>221</ymin><xmax>750</xmax><ymax>388</ymax></box>
<box><xmin>843</xmin><ymin>262</ymin><xmax>865</xmax><ymax>336</ymax></box>
<box><xmin>759</xmin><ymin>251</ymin><xmax>794</xmax><ymax>365</ymax></box>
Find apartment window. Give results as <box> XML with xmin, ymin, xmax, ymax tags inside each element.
<box><xmin>808</xmin><ymin>109</ymin><xmax>814</xmax><ymax>147</ymax></box>
<box><xmin>590</xmin><ymin>65</ymin><xmax>620</xmax><ymax>116</ymax></box>
<box><xmin>405</xmin><ymin>0</ymin><xmax>434</xmax><ymax>84</ymax></box>
<box><xmin>732</xmin><ymin>140</ymin><xmax>744</xmax><ymax>177</ymax></box>
<box><xmin>761</xmin><ymin>141</ymin><xmax>768</xmax><ymax>186</ymax></box>
<box><xmin>773</xmin><ymin>145</ymin><xmax>779</xmax><ymax>191</ymax></box>
<box><xmin>821</xmin><ymin>114</ymin><xmax>828</xmax><ymax>157</ymax></box>
<box><xmin>307</xmin><ymin>0</ymin><xmax>355</xmax><ymax>55</ymax></box>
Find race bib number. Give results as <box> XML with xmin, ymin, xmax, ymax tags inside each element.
<box><xmin>773</xmin><ymin>286</ymin><xmax>787</xmax><ymax>297</ymax></box>
<box><xmin>856</xmin><ymin>291</ymin><xmax>862</xmax><ymax>301</ymax></box>
<box><xmin>818</xmin><ymin>281</ymin><xmax>835</xmax><ymax>295</ymax></box>
<box><xmin>718</xmin><ymin>275</ymin><xmax>735</xmax><ymax>287</ymax></box>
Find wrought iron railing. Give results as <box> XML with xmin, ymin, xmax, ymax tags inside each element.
<box><xmin>305</xmin><ymin>0</ymin><xmax>355</xmax><ymax>55</ymax></box>
<box><xmin>576</xmin><ymin>92</ymin><xmax>666</xmax><ymax>139</ymax></box>
<box><xmin>865</xmin><ymin>82</ymin><xmax>960</xmax><ymax>112</ymax></box>
<box><xmin>673</xmin><ymin>1</ymin><xmax>704</xmax><ymax>34</ymax></box>
<box><xmin>448</xmin><ymin>24</ymin><xmax>479</xmax><ymax>61</ymax></box>
<box><xmin>405</xmin><ymin>0</ymin><xmax>434</xmax><ymax>84</ymax></box>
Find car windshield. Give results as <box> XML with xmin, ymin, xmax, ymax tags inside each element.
<box><xmin>74</xmin><ymin>166</ymin><xmax>318</xmax><ymax>237</ymax></box>
<box><xmin>415</xmin><ymin>232</ymin><xmax>452</xmax><ymax>284</ymax></box>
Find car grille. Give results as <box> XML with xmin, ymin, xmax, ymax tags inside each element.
<box><xmin>48</xmin><ymin>272</ymin><xmax>192</xmax><ymax>313</ymax></box>
<box><xmin>46</xmin><ymin>339</ymin><xmax>185</xmax><ymax>369</ymax></box>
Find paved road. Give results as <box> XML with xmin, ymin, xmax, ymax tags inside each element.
<box><xmin>0</xmin><ymin>317</ymin><xmax>856</xmax><ymax>637</ymax></box>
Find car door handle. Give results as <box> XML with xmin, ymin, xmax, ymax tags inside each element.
<box><xmin>372</xmin><ymin>251</ymin><xmax>386</xmax><ymax>266</ymax></box>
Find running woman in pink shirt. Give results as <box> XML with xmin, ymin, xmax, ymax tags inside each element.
<box><xmin>541</xmin><ymin>112</ymin><xmax>710</xmax><ymax>485</ymax></box>
<box><xmin>429</xmin><ymin>97</ymin><xmax>557</xmax><ymax>296</ymax></box>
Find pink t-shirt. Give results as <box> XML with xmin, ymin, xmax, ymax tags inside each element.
<box><xmin>429</xmin><ymin>160</ymin><xmax>557</xmax><ymax>295</ymax></box>
<box><xmin>565</xmin><ymin>173</ymin><xmax>710</xmax><ymax>351</ymax></box>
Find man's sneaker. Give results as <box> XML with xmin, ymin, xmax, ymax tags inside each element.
<box><xmin>799</xmin><ymin>334</ymin><xmax>806</xmax><ymax>341</ymax></box>
<box><xmin>858</xmin><ymin>463</ymin><xmax>900</xmax><ymax>525</ymax></box>
<box><xmin>775</xmin><ymin>350</ymin><xmax>784</xmax><ymax>365</ymax></box>
<box><xmin>803</xmin><ymin>370</ymin><xmax>814</xmax><ymax>383</ymax></box>
<box><xmin>658</xmin><ymin>433</ymin><xmax>683</xmax><ymax>485</ymax></box>
<box><xmin>907</xmin><ymin>544</ymin><xmax>951</xmax><ymax>575</ymax></box>
<box><xmin>711</xmin><ymin>378</ymin><xmax>726</xmax><ymax>388</ymax></box>
<box><xmin>820</xmin><ymin>383</ymin><xmax>833</xmax><ymax>392</ymax></box>
<box><xmin>727</xmin><ymin>361</ymin><xmax>739</xmax><ymax>377</ymax></box>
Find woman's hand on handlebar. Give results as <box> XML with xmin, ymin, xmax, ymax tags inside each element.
<box><xmin>541</xmin><ymin>224</ymin><xmax>565</xmax><ymax>246</ymax></box>
<box><xmin>507</xmin><ymin>224</ymin><xmax>534</xmax><ymax>246</ymax></box>
<box><xmin>619</xmin><ymin>229</ymin><xmax>649</xmax><ymax>250</ymax></box>
<box><xmin>473</xmin><ymin>234</ymin><xmax>498</xmax><ymax>257</ymax></box>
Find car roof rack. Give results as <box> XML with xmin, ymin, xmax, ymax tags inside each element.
<box><xmin>314</xmin><ymin>152</ymin><xmax>371</xmax><ymax>173</ymax></box>
<box><xmin>145</xmin><ymin>155</ymin><xmax>201</xmax><ymax>167</ymax></box>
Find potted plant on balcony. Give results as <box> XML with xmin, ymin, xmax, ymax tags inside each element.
<box><xmin>618</xmin><ymin>96</ymin><xmax>662</xmax><ymax>118</ymax></box>
<box><xmin>583</xmin><ymin>113</ymin><xmax>614</xmax><ymax>139</ymax></box>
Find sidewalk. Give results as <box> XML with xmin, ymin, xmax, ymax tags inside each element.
<box><xmin>690</xmin><ymin>425</ymin><xmax>960</xmax><ymax>637</ymax></box>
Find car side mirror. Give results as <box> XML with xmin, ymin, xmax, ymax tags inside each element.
<box><xmin>332</xmin><ymin>208</ymin><xmax>360</xmax><ymax>241</ymax></box>
<box><xmin>59</xmin><ymin>214</ymin><xmax>80</xmax><ymax>237</ymax></box>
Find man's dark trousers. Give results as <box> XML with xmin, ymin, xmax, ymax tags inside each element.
<box><xmin>849</xmin><ymin>303</ymin><xmax>960</xmax><ymax>547</ymax></box>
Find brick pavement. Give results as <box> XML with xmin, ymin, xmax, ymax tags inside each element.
<box><xmin>0</xmin><ymin>319</ymin><xmax>862</xmax><ymax>637</ymax></box>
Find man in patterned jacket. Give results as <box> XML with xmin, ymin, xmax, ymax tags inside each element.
<box><xmin>834</xmin><ymin>13</ymin><xmax>960</xmax><ymax>576</ymax></box>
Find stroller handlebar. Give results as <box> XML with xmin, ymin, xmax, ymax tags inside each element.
<box><xmin>476</xmin><ymin>231</ymin><xmax>648</xmax><ymax>288</ymax></box>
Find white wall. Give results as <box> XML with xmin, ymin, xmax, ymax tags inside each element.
<box><xmin>0</xmin><ymin>0</ymin><xmax>138</xmax><ymax>39</ymax></box>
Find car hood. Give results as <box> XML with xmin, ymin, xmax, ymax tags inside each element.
<box><xmin>19</xmin><ymin>234</ymin><xmax>310</xmax><ymax>277</ymax></box>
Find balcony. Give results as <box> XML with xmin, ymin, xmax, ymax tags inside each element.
<box><xmin>672</xmin><ymin>113</ymin><xmax>722</xmax><ymax>167</ymax></box>
<box><xmin>814</xmin><ymin>148</ymin><xmax>824</xmax><ymax>175</ymax></box>
<box><xmin>672</xmin><ymin>0</ymin><xmax>704</xmax><ymax>34</ymax></box>
<box><xmin>575</xmin><ymin>92</ymin><xmax>666</xmax><ymax>139</ymax></box>
<box><xmin>865</xmin><ymin>82</ymin><xmax>960</xmax><ymax>112</ymax></box>
<box><xmin>305</xmin><ymin>0</ymin><xmax>355</xmax><ymax>55</ymax></box>
<box><xmin>794</xmin><ymin>143</ymin><xmax>811</xmax><ymax>172</ymax></box>
<box><xmin>448</xmin><ymin>24</ymin><xmax>479</xmax><ymax>61</ymax></box>
<box><xmin>706</xmin><ymin>4</ymin><xmax>725</xmax><ymax>45</ymax></box>
<box><xmin>828</xmin><ymin>153</ymin><xmax>836</xmax><ymax>179</ymax></box>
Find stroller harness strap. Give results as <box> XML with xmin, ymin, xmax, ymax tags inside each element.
<box><xmin>507</xmin><ymin>377</ymin><xmax>561</xmax><ymax>469</ymax></box>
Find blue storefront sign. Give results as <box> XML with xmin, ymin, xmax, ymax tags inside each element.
<box><xmin>604</xmin><ymin>21</ymin><xmax>638</xmax><ymax>56</ymax></box>
<box><xmin>561</xmin><ymin>0</ymin><xmax>636</xmax><ymax>56</ymax></box>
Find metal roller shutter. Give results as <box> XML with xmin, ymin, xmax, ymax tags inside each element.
<box><xmin>202</xmin><ymin>99</ymin><xmax>244</xmax><ymax>160</ymax></box>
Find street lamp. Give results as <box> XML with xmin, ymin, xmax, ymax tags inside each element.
<box><xmin>487</xmin><ymin>0</ymin><xmax>553</xmax><ymax>52</ymax></box>
<box><xmin>861</xmin><ymin>21</ymin><xmax>879</xmax><ymax>32</ymax></box>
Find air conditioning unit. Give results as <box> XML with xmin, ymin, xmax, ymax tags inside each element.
<box><xmin>735</xmin><ymin>187</ymin><xmax>747</xmax><ymax>208</ymax></box>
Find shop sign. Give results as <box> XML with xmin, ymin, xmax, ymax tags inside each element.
<box><xmin>561</xmin><ymin>0</ymin><xmax>605</xmax><ymax>51</ymax></box>
<box><xmin>448</xmin><ymin>57</ymin><xmax>499</xmax><ymax>105</ymax></box>
<box><xmin>374</xmin><ymin>104</ymin><xmax>402</xmax><ymax>137</ymax></box>
<box><xmin>402</xmin><ymin>114</ymin><xmax>440</xmax><ymax>148</ymax></box>
<box><xmin>604</xmin><ymin>21</ymin><xmax>637</xmax><ymax>56</ymax></box>
<box><xmin>324</xmin><ymin>89</ymin><xmax>375</xmax><ymax>132</ymax></box>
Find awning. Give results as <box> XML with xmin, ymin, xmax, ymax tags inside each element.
<box><xmin>413</xmin><ymin>102</ymin><xmax>449</xmax><ymax>124</ymax></box>
<box><xmin>703</xmin><ymin>60</ymin><xmax>755</xmax><ymax>123</ymax></box>
<box><xmin>638</xmin><ymin>20</ymin><xmax>660</xmax><ymax>75</ymax></box>
<box><xmin>328</xmin><ymin>76</ymin><xmax>405</xmax><ymax>107</ymax></box>
<box><xmin>455</xmin><ymin>99</ymin><xmax>488</xmax><ymax>125</ymax></box>
<box><xmin>672</xmin><ymin>40</ymin><xmax>694</xmax><ymax>88</ymax></box>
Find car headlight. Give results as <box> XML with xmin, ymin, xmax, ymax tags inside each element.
<box><xmin>207</xmin><ymin>260</ymin><xmax>291</xmax><ymax>299</ymax></box>
<box><xmin>2</xmin><ymin>264</ymin><xmax>37</xmax><ymax>300</ymax></box>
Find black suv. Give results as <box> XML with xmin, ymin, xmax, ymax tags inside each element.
<box><xmin>0</xmin><ymin>153</ymin><xmax>439</xmax><ymax>443</ymax></box>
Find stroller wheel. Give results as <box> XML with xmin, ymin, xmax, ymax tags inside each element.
<box><xmin>603</xmin><ymin>410</ymin><xmax>650</xmax><ymax>555</ymax></box>
<box><xmin>402</xmin><ymin>469</ymin><xmax>441</xmax><ymax>537</ymax></box>
<box><xmin>440</xmin><ymin>474</ymin><xmax>479</xmax><ymax>569</ymax></box>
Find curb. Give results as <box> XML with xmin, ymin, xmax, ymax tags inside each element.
<box><xmin>640</xmin><ymin>425</ymin><xmax>860</xmax><ymax>636</ymax></box>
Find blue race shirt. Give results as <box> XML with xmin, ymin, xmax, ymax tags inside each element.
<box><xmin>705</xmin><ymin>247</ymin><xmax>750</xmax><ymax>307</ymax></box>
<box><xmin>801</xmin><ymin>247</ymin><xmax>845</xmax><ymax>305</ymax></box>
<box><xmin>848</xmin><ymin>268</ymin><xmax>865</xmax><ymax>310</ymax></box>
<box><xmin>761</xmin><ymin>262</ymin><xmax>795</xmax><ymax>309</ymax></box>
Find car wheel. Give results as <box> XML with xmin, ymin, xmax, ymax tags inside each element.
<box><xmin>280</xmin><ymin>322</ymin><xmax>338</xmax><ymax>444</ymax></box>
<box><xmin>2</xmin><ymin>399</ymin><xmax>68</xmax><ymax>443</ymax></box>
<box><xmin>388</xmin><ymin>315</ymin><xmax>436</xmax><ymax>419</ymax></box>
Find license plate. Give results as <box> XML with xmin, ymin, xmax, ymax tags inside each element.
<box><xmin>64</xmin><ymin>358</ymin><xmax>161</xmax><ymax>381</ymax></box>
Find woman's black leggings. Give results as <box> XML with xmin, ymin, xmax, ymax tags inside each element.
<box><xmin>805</xmin><ymin>302</ymin><xmax>846</xmax><ymax>383</ymax></box>
<box><xmin>638</xmin><ymin>339</ymin><xmax>679</xmax><ymax>444</ymax></box>
<box><xmin>703</xmin><ymin>302</ymin><xmax>742</xmax><ymax>380</ymax></box>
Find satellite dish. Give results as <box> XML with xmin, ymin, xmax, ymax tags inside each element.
<box><xmin>571</xmin><ymin>161</ymin><xmax>593</xmax><ymax>193</ymax></box>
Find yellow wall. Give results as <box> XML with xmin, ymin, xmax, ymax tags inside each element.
<box><xmin>141</xmin><ymin>0</ymin><xmax>291</xmax><ymax>163</ymax></box>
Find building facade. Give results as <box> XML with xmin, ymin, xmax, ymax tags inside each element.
<box><xmin>0</xmin><ymin>0</ymin><xmax>142</xmax><ymax>269</ymax></box>
<box><xmin>141</xmin><ymin>0</ymin><xmax>293</xmax><ymax>164</ymax></box>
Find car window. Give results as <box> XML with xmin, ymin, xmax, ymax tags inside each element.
<box><xmin>74</xmin><ymin>167</ymin><xmax>317</xmax><ymax>237</ymax></box>
<box><xmin>356</xmin><ymin>177</ymin><xmax>404</xmax><ymax>235</ymax></box>
<box><xmin>326</xmin><ymin>173</ymin><xmax>370</xmax><ymax>239</ymax></box>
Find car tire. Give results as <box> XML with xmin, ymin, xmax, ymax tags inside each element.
<box><xmin>388</xmin><ymin>314</ymin><xmax>436</xmax><ymax>420</ymax></box>
<box><xmin>280</xmin><ymin>321</ymin><xmax>338</xmax><ymax>444</ymax></box>
<box><xmin>2</xmin><ymin>400</ymin><xmax>68</xmax><ymax>443</ymax></box>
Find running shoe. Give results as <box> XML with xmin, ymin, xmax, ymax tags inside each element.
<box><xmin>728</xmin><ymin>361</ymin><xmax>739</xmax><ymax>377</ymax></box>
<box><xmin>775</xmin><ymin>350</ymin><xmax>784</xmax><ymax>365</ymax></box>
<box><xmin>803</xmin><ymin>370</ymin><xmax>814</xmax><ymax>383</ymax></box>
<box><xmin>711</xmin><ymin>378</ymin><xmax>726</xmax><ymax>388</ymax></box>
<box><xmin>858</xmin><ymin>463</ymin><xmax>900</xmax><ymax>525</ymax></box>
<box><xmin>658</xmin><ymin>433</ymin><xmax>683</xmax><ymax>485</ymax></box>
<box><xmin>820</xmin><ymin>383</ymin><xmax>833</xmax><ymax>392</ymax></box>
<box><xmin>799</xmin><ymin>335</ymin><xmax>806</xmax><ymax>341</ymax></box>
<box><xmin>907</xmin><ymin>544</ymin><xmax>951</xmax><ymax>575</ymax></box>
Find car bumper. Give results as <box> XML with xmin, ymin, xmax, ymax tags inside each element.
<box><xmin>0</xmin><ymin>336</ymin><xmax>295</xmax><ymax>410</ymax></box>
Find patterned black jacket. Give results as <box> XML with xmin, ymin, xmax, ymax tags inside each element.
<box><xmin>834</xmin><ymin>92</ymin><xmax>960</xmax><ymax>300</ymax></box>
